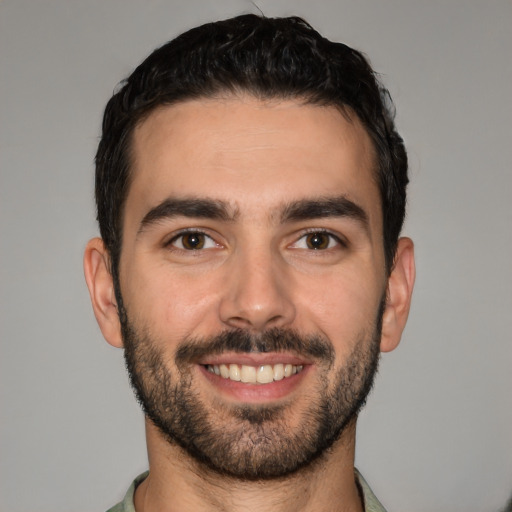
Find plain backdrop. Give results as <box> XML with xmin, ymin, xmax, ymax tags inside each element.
<box><xmin>1</xmin><ymin>1</ymin><xmax>511</xmax><ymax>511</ymax></box>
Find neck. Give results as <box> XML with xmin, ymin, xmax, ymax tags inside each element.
<box><xmin>134</xmin><ymin>419</ymin><xmax>364</xmax><ymax>512</ymax></box>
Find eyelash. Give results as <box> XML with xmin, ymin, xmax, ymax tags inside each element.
<box><xmin>293</xmin><ymin>229</ymin><xmax>347</xmax><ymax>250</ymax></box>
<box><xmin>165</xmin><ymin>228</ymin><xmax>346</xmax><ymax>253</ymax></box>
<box><xmin>166</xmin><ymin>229</ymin><xmax>219</xmax><ymax>251</ymax></box>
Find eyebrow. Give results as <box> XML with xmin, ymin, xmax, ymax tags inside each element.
<box><xmin>138</xmin><ymin>197</ymin><xmax>238</xmax><ymax>234</ymax></box>
<box><xmin>137</xmin><ymin>195</ymin><xmax>370</xmax><ymax>235</ymax></box>
<box><xmin>280</xmin><ymin>196</ymin><xmax>370</xmax><ymax>231</ymax></box>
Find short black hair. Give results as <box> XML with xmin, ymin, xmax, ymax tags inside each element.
<box><xmin>95</xmin><ymin>14</ymin><xmax>408</xmax><ymax>280</ymax></box>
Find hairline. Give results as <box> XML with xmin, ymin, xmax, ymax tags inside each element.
<box><xmin>110</xmin><ymin>90</ymin><xmax>383</xmax><ymax>279</ymax></box>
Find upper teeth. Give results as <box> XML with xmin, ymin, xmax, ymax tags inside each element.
<box><xmin>206</xmin><ymin>363</ymin><xmax>304</xmax><ymax>384</ymax></box>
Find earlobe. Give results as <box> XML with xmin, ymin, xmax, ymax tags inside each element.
<box><xmin>380</xmin><ymin>237</ymin><xmax>416</xmax><ymax>353</ymax></box>
<box><xmin>83</xmin><ymin>237</ymin><xmax>124</xmax><ymax>348</ymax></box>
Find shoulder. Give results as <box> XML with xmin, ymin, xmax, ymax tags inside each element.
<box><xmin>105</xmin><ymin>471</ymin><xmax>149</xmax><ymax>512</ymax></box>
<box><xmin>355</xmin><ymin>469</ymin><xmax>388</xmax><ymax>512</ymax></box>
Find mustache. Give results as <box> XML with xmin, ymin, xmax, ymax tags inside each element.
<box><xmin>175</xmin><ymin>328</ymin><xmax>335</xmax><ymax>366</ymax></box>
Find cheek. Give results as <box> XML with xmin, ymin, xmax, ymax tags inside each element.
<box><xmin>122</xmin><ymin>259</ymin><xmax>224</xmax><ymax>338</ymax></box>
<box><xmin>296</xmin><ymin>267</ymin><xmax>382</xmax><ymax>350</ymax></box>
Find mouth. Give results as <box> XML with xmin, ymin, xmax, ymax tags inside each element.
<box><xmin>205</xmin><ymin>363</ymin><xmax>304</xmax><ymax>384</ymax></box>
<box><xmin>198</xmin><ymin>353</ymin><xmax>311</xmax><ymax>403</ymax></box>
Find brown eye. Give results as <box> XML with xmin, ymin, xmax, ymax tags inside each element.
<box><xmin>305</xmin><ymin>232</ymin><xmax>331</xmax><ymax>250</ymax></box>
<box><xmin>181</xmin><ymin>233</ymin><xmax>205</xmax><ymax>250</ymax></box>
<box><xmin>170</xmin><ymin>231</ymin><xmax>217</xmax><ymax>250</ymax></box>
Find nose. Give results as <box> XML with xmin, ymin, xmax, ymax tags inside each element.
<box><xmin>219</xmin><ymin>247</ymin><xmax>296</xmax><ymax>332</ymax></box>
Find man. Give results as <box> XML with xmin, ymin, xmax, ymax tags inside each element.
<box><xmin>84</xmin><ymin>14</ymin><xmax>415</xmax><ymax>512</ymax></box>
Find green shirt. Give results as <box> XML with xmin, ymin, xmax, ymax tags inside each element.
<box><xmin>107</xmin><ymin>469</ymin><xmax>387</xmax><ymax>512</ymax></box>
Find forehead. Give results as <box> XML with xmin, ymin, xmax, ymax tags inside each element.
<box><xmin>126</xmin><ymin>96</ymin><xmax>380</xmax><ymax>228</ymax></box>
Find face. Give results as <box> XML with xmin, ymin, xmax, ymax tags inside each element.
<box><xmin>116</xmin><ymin>97</ymin><xmax>389</xmax><ymax>478</ymax></box>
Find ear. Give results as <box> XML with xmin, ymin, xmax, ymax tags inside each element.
<box><xmin>83</xmin><ymin>237</ymin><xmax>124</xmax><ymax>348</ymax></box>
<box><xmin>380</xmin><ymin>237</ymin><xmax>416</xmax><ymax>353</ymax></box>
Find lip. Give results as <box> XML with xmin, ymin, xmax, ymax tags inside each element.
<box><xmin>197</xmin><ymin>351</ymin><xmax>312</xmax><ymax>367</ymax></box>
<box><xmin>198</xmin><ymin>361</ymin><xmax>312</xmax><ymax>403</ymax></box>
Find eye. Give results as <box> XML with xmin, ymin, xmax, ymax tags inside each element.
<box><xmin>168</xmin><ymin>231</ymin><xmax>218</xmax><ymax>250</ymax></box>
<box><xmin>292</xmin><ymin>231</ymin><xmax>342</xmax><ymax>250</ymax></box>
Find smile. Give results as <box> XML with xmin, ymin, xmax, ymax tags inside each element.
<box><xmin>206</xmin><ymin>363</ymin><xmax>304</xmax><ymax>384</ymax></box>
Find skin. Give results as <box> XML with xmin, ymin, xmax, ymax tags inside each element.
<box><xmin>84</xmin><ymin>96</ymin><xmax>415</xmax><ymax>512</ymax></box>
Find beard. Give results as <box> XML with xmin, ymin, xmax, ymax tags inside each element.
<box><xmin>120</xmin><ymin>302</ymin><xmax>383</xmax><ymax>481</ymax></box>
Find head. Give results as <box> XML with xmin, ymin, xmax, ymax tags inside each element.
<box><xmin>86</xmin><ymin>15</ymin><xmax>414</xmax><ymax>480</ymax></box>
<box><xmin>95</xmin><ymin>14</ymin><xmax>408</xmax><ymax>287</ymax></box>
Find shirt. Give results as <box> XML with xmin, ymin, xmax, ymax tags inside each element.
<box><xmin>106</xmin><ymin>469</ymin><xmax>387</xmax><ymax>512</ymax></box>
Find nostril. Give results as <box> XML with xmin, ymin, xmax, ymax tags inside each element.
<box><xmin>224</xmin><ymin>315</ymin><xmax>254</xmax><ymax>329</ymax></box>
<box><xmin>266</xmin><ymin>314</ymin><xmax>285</xmax><ymax>327</ymax></box>
<box><xmin>223</xmin><ymin>313</ymin><xmax>289</xmax><ymax>333</ymax></box>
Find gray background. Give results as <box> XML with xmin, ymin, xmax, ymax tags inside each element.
<box><xmin>1</xmin><ymin>1</ymin><xmax>511</xmax><ymax>511</ymax></box>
